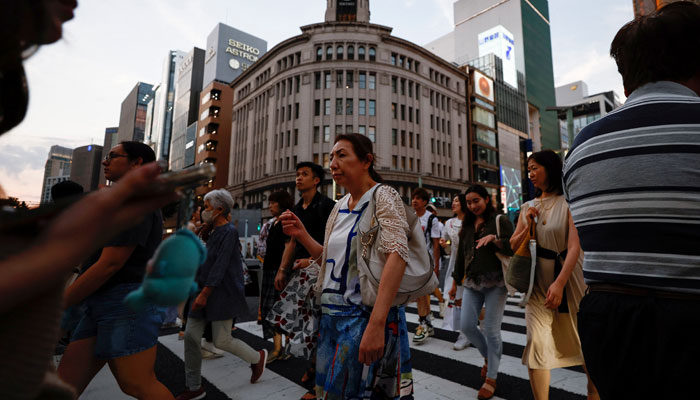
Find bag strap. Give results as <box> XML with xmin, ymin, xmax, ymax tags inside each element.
<box><xmin>496</xmin><ymin>214</ymin><xmax>503</xmax><ymax>239</ymax></box>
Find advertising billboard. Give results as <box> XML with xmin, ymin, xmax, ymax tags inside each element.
<box><xmin>478</xmin><ymin>25</ymin><xmax>517</xmax><ymax>89</ymax></box>
<box><xmin>473</xmin><ymin>69</ymin><xmax>494</xmax><ymax>102</ymax></box>
<box><xmin>203</xmin><ymin>23</ymin><xmax>268</xmax><ymax>87</ymax></box>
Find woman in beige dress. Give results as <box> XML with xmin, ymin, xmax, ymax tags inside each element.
<box><xmin>510</xmin><ymin>150</ymin><xmax>598</xmax><ymax>400</ymax></box>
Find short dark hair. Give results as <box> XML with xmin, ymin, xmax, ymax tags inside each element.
<box><xmin>268</xmin><ymin>190</ymin><xmax>294</xmax><ymax>212</ymax></box>
<box><xmin>296</xmin><ymin>161</ymin><xmax>325</xmax><ymax>184</ymax></box>
<box><xmin>334</xmin><ymin>133</ymin><xmax>384</xmax><ymax>183</ymax></box>
<box><xmin>51</xmin><ymin>180</ymin><xmax>84</xmax><ymax>201</ymax></box>
<box><xmin>527</xmin><ymin>150</ymin><xmax>564</xmax><ymax>197</ymax></box>
<box><xmin>610</xmin><ymin>1</ymin><xmax>700</xmax><ymax>94</ymax></box>
<box><xmin>412</xmin><ymin>188</ymin><xmax>430</xmax><ymax>202</ymax></box>
<box><xmin>120</xmin><ymin>141</ymin><xmax>156</xmax><ymax>164</ymax></box>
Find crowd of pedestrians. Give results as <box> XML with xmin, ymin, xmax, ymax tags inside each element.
<box><xmin>1</xmin><ymin>1</ymin><xmax>698</xmax><ymax>399</ymax></box>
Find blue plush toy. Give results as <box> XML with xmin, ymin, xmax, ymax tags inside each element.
<box><xmin>124</xmin><ymin>229</ymin><xmax>206</xmax><ymax>311</ymax></box>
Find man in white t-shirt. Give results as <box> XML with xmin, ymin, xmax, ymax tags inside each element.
<box><xmin>411</xmin><ymin>188</ymin><xmax>444</xmax><ymax>344</ymax></box>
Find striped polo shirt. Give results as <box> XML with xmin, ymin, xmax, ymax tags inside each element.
<box><xmin>563</xmin><ymin>81</ymin><xmax>700</xmax><ymax>294</ymax></box>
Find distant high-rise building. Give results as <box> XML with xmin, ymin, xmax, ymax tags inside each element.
<box><xmin>633</xmin><ymin>0</ymin><xmax>700</xmax><ymax>17</ymax></box>
<box><xmin>151</xmin><ymin>50</ymin><xmax>187</xmax><ymax>162</ymax></box>
<box><xmin>170</xmin><ymin>47</ymin><xmax>205</xmax><ymax>170</ymax></box>
<box><xmin>193</xmin><ymin>23</ymin><xmax>267</xmax><ymax>197</ymax></box>
<box><xmin>425</xmin><ymin>0</ymin><xmax>559</xmax><ymax>151</ymax></box>
<box><xmin>117</xmin><ymin>82</ymin><xmax>155</xmax><ymax>144</ymax></box>
<box><xmin>555</xmin><ymin>81</ymin><xmax>621</xmax><ymax>149</ymax></box>
<box><xmin>70</xmin><ymin>145</ymin><xmax>103</xmax><ymax>191</ymax></box>
<box><xmin>98</xmin><ymin>127</ymin><xmax>118</xmax><ymax>186</ymax></box>
<box><xmin>40</xmin><ymin>145</ymin><xmax>73</xmax><ymax>204</ymax></box>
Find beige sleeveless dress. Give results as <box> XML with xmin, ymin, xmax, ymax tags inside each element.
<box><xmin>520</xmin><ymin>195</ymin><xmax>587</xmax><ymax>369</ymax></box>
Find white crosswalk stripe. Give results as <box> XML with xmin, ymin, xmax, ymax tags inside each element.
<box><xmin>80</xmin><ymin>295</ymin><xmax>588</xmax><ymax>399</ymax></box>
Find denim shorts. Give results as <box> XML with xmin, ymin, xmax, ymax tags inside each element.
<box><xmin>71</xmin><ymin>283</ymin><xmax>165</xmax><ymax>359</ymax></box>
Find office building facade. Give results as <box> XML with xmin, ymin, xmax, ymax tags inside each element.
<box><xmin>70</xmin><ymin>144</ymin><xmax>103</xmax><ymax>191</ymax></box>
<box><xmin>555</xmin><ymin>81</ymin><xmax>621</xmax><ymax>149</ymax></box>
<box><xmin>170</xmin><ymin>47</ymin><xmax>205</xmax><ymax>171</ymax></box>
<box><xmin>151</xmin><ymin>50</ymin><xmax>186</xmax><ymax>162</ymax></box>
<box><xmin>117</xmin><ymin>82</ymin><xmax>155</xmax><ymax>144</ymax></box>
<box><xmin>228</xmin><ymin>0</ymin><xmax>470</xmax><ymax>212</ymax></box>
<box><xmin>98</xmin><ymin>127</ymin><xmax>118</xmax><ymax>186</ymax></box>
<box><xmin>425</xmin><ymin>0</ymin><xmax>559</xmax><ymax>150</ymax></box>
<box><xmin>40</xmin><ymin>145</ymin><xmax>73</xmax><ymax>204</ymax></box>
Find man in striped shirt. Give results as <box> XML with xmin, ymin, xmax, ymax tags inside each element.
<box><xmin>563</xmin><ymin>2</ymin><xmax>700</xmax><ymax>398</ymax></box>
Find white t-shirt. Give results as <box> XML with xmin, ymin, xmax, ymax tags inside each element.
<box><xmin>418</xmin><ymin>211</ymin><xmax>441</xmax><ymax>261</ymax></box>
<box><xmin>321</xmin><ymin>186</ymin><xmax>375</xmax><ymax>315</ymax></box>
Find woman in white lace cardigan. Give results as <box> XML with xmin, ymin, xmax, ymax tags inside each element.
<box><xmin>279</xmin><ymin>133</ymin><xmax>413</xmax><ymax>399</ymax></box>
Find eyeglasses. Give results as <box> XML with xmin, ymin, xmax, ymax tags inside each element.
<box><xmin>103</xmin><ymin>153</ymin><xmax>129</xmax><ymax>162</ymax></box>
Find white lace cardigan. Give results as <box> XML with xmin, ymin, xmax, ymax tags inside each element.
<box><xmin>314</xmin><ymin>185</ymin><xmax>410</xmax><ymax>294</ymax></box>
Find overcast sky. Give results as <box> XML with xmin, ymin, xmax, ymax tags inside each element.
<box><xmin>0</xmin><ymin>0</ymin><xmax>633</xmax><ymax>203</ymax></box>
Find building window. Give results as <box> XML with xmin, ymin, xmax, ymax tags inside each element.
<box><xmin>417</xmin><ymin>159</ymin><xmax>421</xmax><ymax>172</ymax></box>
<box><xmin>392</xmin><ymin>76</ymin><xmax>397</xmax><ymax>93</ymax></box>
<box><xmin>391</xmin><ymin>53</ymin><xmax>396</xmax><ymax>65</ymax></box>
<box><xmin>286</xmin><ymin>130</ymin><xmax>291</xmax><ymax>147</ymax></box>
<box><xmin>408</xmin><ymin>82</ymin><xmax>413</xmax><ymax>98</ymax></box>
<box><xmin>346</xmin><ymin>99</ymin><xmax>353</xmax><ymax>115</ymax></box>
<box><xmin>358</xmin><ymin>125</ymin><xmax>366</xmax><ymax>135</ymax></box>
<box><xmin>324</xmin><ymin>125</ymin><xmax>330</xmax><ymax>142</ymax></box>
<box><xmin>316</xmin><ymin>47</ymin><xmax>323</xmax><ymax>61</ymax></box>
<box><xmin>295</xmin><ymin>76</ymin><xmax>300</xmax><ymax>93</ymax></box>
<box><xmin>325</xmin><ymin>71</ymin><xmax>331</xmax><ymax>89</ymax></box>
<box><xmin>392</xmin><ymin>129</ymin><xmax>397</xmax><ymax>145</ymax></box>
<box><xmin>346</xmin><ymin>71</ymin><xmax>353</xmax><ymax>88</ymax></box>
<box><xmin>368</xmin><ymin>126</ymin><xmax>375</xmax><ymax>143</ymax></box>
<box><xmin>369</xmin><ymin>100</ymin><xmax>376</xmax><ymax>116</ymax></box>
<box><xmin>416</xmin><ymin>133</ymin><xmax>420</xmax><ymax>149</ymax></box>
<box><xmin>336</xmin><ymin>98</ymin><xmax>343</xmax><ymax>115</ymax></box>
<box><xmin>326</xmin><ymin>46</ymin><xmax>333</xmax><ymax>60</ymax></box>
<box><xmin>392</xmin><ymin>155</ymin><xmax>398</xmax><ymax>168</ymax></box>
<box><xmin>408</xmin><ymin>106</ymin><xmax>413</xmax><ymax>122</ymax></box>
<box><xmin>294</xmin><ymin>129</ymin><xmax>299</xmax><ymax>145</ymax></box>
<box><xmin>369</xmin><ymin>73</ymin><xmax>376</xmax><ymax>90</ymax></box>
<box><xmin>347</xmin><ymin>45</ymin><xmax>354</xmax><ymax>60</ymax></box>
<box><xmin>475</xmin><ymin>127</ymin><xmax>497</xmax><ymax>147</ymax></box>
<box><xmin>359</xmin><ymin>99</ymin><xmax>366</xmax><ymax>115</ymax></box>
<box><xmin>392</xmin><ymin>103</ymin><xmax>397</xmax><ymax>119</ymax></box>
<box><xmin>400</xmin><ymin>78</ymin><xmax>405</xmax><ymax>95</ymax></box>
<box><xmin>416</xmin><ymin>109</ymin><xmax>420</xmax><ymax>124</ymax></box>
<box><xmin>415</xmin><ymin>83</ymin><xmax>420</xmax><ymax>99</ymax></box>
<box><xmin>401</xmin><ymin>130</ymin><xmax>406</xmax><ymax>146</ymax></box>
<box><xmin>409</xmin><ymin>131</ymin><xmax>413</xmax><ymax>148</ymax></box>
<box><xmin>337</xmin><ymin>45</ymin><xmax>344</xmax><ymax>60</ymax></box>
<box><xmin>346</xmin><ymin>125</ymin><xmax>353</xmax><ymax>133</ymax></box>
<box><xmin>314</xmin><ymin>126</ymin><xmax>320</xmax><ymax>143</ymax></box>
<box><xmin>401</xmin><ymin>105</ymin><xmax>405</xmax><ymax>121</ymax></box>
<box><xmin>324</xmin><ymin>99</ymin><xmax>331</xmax><ymax>115</ymax></box>
<box><xmin>359</xmin><ymin>72</ymin><xmax>366</xmax><ymax>89</ymax></box>
<box><xmin>314</xmin><ymin>99</ymin><xmax>320</xmax><ymax>116</ymax></box>
<box><xmin>295</xmin><ymin>103</ymin><xmax>299</xmax><ymax>119</ymax></box>
<box><xmin>323</xmin><ymin>153</ymin><xmax>330</xmax><ymax>168</ymax></box>
<box><xmin>431</xmin><ymin>138</ymin><xmax>435</xmax><ymax>153</ymax></box>
<box><xmin>336</xmin><ymin>71</ymin><xmax>343</xmax><ymax>88</ymax></box>
<box><xmin>369</xmin><ymin>47</ymin><xmax>376</xmax><ymax>61</ymax></box>
<box><xmin>409</xmin><ymin>158</ymin><xmax>413</xmax><ymax>171</ymax></box>
<box><xmin>401</xmin><ymin>156</ymin><xmax>406</xmax><ymax>170</ymax></box>
<box><xmin>313</xmin><ymin>153</ymin><xmax>319</xmax><ymax>164</ymax></box>
<box><xmin>336</xmin><ymin>125</ymin><xmax>343</xmax><ymax>136</ymax></box>
<box><xmin>315</xmin><ymin>72</ymin><xmax>321</xmax><ymax>89</ymax></box>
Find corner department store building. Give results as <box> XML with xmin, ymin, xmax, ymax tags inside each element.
<box><xmin>227</xmin><ymin>1</ymin><xmax>497</xmax><ymax>213</ymax></box>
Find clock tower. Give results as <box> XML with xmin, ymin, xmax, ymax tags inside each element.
<box><xmin>324</xmin><ymin>0</ymin><xmax>370</xmax><ymax>23</ymax></box>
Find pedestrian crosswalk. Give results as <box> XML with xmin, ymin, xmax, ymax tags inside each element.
<box><xmin>80</xmin><ymin>295</ymin><xmax>588</xmax><ymax>399</ymax></box>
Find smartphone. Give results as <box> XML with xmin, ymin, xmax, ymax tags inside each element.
<box><xmin>145</xmin><ymin>163</ymin><xmax>217</xmax><ymax>194</ymax></box>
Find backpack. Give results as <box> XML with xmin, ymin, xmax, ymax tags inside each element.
<box><xmin>356</xmin><ymin>185</ymin><xmax>439</xmax><ymax>307</ymax></box>
<box><xmin>426</xmin><ymin>214</ymin><xmax>448</xmax><ymax>259</ymax></box>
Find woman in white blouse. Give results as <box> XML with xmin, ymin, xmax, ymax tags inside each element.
<box><xmin>440</xmin><ymin>194</ymin><xmax>470</xmax><ymax>350</ymax></box>
<box><xmin>280</xmin><ymin>133</ymin><xmax>413</xmax><ymax>399</ymax></box>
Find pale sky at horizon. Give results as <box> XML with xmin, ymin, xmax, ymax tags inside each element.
<box><xmin>0</xmin><ymin>0</ymin><xmax>634</xmax><ymax>203</ymax></box>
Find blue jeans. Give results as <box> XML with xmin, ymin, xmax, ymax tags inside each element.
<box><xmin>460</xmin><ymin>285</ymin><xmax>508</xmax><ymax>380</ymax></box>
<box><xmin>71</xmin><ymin>283</ymin><xmax>164</xmax><ymax>359</ymax></box>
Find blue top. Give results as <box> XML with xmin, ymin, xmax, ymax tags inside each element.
<box><xmin>190</xmin><ymin>223</ymin><xmax>248</xmax><ymax>321</ymax></box>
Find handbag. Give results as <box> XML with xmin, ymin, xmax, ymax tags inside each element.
<box><xmin>356</xmin><ymin>185</ymin><xmax>439</xmax><ymax>307</ymax></box>
<box><xmin>506</xmin><ymin>215</ymin><xmax>538</xmax><ymax>307</ymax></box>
<box><xmin>495</xmin><ymin>214</ymin><xmax>517</xmax><ymax>296</ymax></box>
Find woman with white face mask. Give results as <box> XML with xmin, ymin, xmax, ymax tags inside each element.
<box><xmin>176</xmin><ymin>189</ymin><xmax>268</xmax><ymax>400</ymax></box>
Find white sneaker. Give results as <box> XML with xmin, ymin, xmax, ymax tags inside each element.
<box><xmin>439</xmin><ymin>302</ymin><xmax>446</xmax><ymax>318</ymax></box>
<box><xmin>453</xmin><ymin>332</ymin><xmax>470</xmax><ymax>350</ymax></box>
<box><xmin>201</xmin><ymin>339</ymin><xmax>224</xmax><ymax>357</ymax></box>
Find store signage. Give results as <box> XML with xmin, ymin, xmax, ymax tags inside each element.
<box><xmin>473</xmin><ymin>69</ymin><xmax>494</xmax><ymax>102</ymax></box>
<box><xmin>478</xmin><ymin>25</ymin><xmax>517</xmax><ymax>89</ymax></box>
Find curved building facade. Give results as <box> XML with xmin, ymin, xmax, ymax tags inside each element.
<box><xmin>228</xmin><ymin>1</ymin><xmax>471</xmax><ymax>212</ymax></box>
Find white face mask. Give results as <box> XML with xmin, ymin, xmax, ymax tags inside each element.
<box><xmin>201</xmin><ymin>209</ymin><xmax>219</xmax><ymax>224</ymax></box>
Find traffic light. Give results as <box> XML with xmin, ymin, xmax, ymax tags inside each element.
<box><xmin>430</xmin><ymin>197</ymin><xmax>436</xmax><ymax>203</ymax></box>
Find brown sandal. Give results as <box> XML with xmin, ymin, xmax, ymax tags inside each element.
<box><xmin>300</xmin><ymin>389</ymin><xmax>316</xmax><ymax>400</ymax></box>
<box><xmin>477</xmin><ymin>377</ymin><xmax>496</xmax><ymax>399</ymax></box>
<box><xmin>480</xmin><ymin>359</ymin><xmax>488</xmax><ymax>379</ymax></box>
